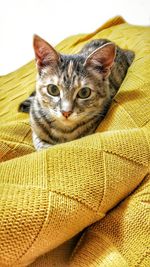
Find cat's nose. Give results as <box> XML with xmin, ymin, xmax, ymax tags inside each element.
<box><xmin>62</xmin><ymin>110</ymin><xmax>72</xmax><ymax>118</ymax></box>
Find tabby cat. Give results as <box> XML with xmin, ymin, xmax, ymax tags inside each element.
<box><xmin>19</xmin><ymin>35</ymin><xmax>134</xmax><ymax>150</ymax></box>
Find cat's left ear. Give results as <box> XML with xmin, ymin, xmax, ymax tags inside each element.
<box><xmin>84</xmin><ymin>42</ymin><xmax>116</xmax><ymax>78</ymax></box>
<box><xmin>33</xmin><ymin>35</ymin><xmax>60</xmax><ymax>70</ymax></box>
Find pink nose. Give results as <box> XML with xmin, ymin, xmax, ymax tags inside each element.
<box><xmin>62</xmin><ymin>110</ymin><xmax>72</xmax><ymax>118</ymax></box>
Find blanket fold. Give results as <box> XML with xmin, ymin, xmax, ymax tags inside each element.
<box><xmin>0</xmin><ymin>16</ymin><xmax>150</xmax><ymax>267</ymax></box>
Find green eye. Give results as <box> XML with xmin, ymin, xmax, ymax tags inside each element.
<box><xmin>47</xmin><ymin>84</ymin><xmax>60</xmax><ymax>96</ymax></box>
<box><xmin>77</xmin><ymin>87</ymin><xmax>91</xmax><ymax>99</ymax></box>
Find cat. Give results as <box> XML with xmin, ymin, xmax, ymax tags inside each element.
<box><xmin>19</xmin><ymin>35</ymin><xmax>134</xmax><ymax>150</ymax></box>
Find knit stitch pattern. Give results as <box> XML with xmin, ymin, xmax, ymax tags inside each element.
<box><xmin>0</xmin><ymin>16</ymin><xmax>150</xmax><ymax>267</ymax></box>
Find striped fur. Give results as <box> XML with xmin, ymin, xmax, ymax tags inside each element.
<box><xmin>19</xmin><ymin>37</ymin><xmax>134</xmax><ymax>150</ymax></box>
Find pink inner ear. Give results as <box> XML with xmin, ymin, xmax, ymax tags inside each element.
<box><xmin>85</xmin><ymin>43</ymin><xmax>116</xmax><ymax>69</ymax></box>
<box><xmin>38</xmin><ymin>47</ymin><xmax>52</xmax><ymax>64</ymax></box>
<box><xmin>33</xmin><ymin>35</ymin><xmax>59</xmax><ymax>67</ymax></box>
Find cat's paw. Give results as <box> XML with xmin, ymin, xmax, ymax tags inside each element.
<box><xmin>19</xmin><ymin>99</ymin><xmax>31</xmax><ymax>113</ymax></box>
<box><xmin>36</xmin><ymin>143</ymin><xmax>52</xmax><ymax>151</ymax></box>
<box><xmin>19</xmin><ymin>92</ymin><xmax>36</xmax><ymax>113</ymax></box>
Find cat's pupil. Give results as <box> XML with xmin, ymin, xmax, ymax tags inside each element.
<box><xmin>77</xmin><ymin>87</ymin><xmax>91</xmax><ymax>99</ymax></box>
<box><xmin>47</xmin><ymin>84</ymin><xmax>60</xmax><ymax>96</ymax></box>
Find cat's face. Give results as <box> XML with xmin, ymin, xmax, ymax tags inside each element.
<box><xmin>33</xmin><ymin>35</ymin><xmax>115</xmax><ymax>126</ymax></box>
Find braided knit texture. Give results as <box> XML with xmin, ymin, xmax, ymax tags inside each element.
<box><xmin>0</xmin><ymin>16</ymin><xmax>150</xmax><ymax>267</ymax></box>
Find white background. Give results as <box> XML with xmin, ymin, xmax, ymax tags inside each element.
<box><xmin>0</xmin><ymin>0</ymin><xmax>150</xmax><ymax>75</ymax></box>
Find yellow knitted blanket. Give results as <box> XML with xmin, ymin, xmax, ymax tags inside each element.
<box><xmin>0</xmin><ymin>16</ymin><xmax>150</xmax><ymax>267</ymax></box>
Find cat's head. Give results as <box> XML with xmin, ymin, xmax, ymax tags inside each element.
<box><xmin>33</xmin><ymin>35</ymin><xmax>116</xmax><ymax>125</ymax></box>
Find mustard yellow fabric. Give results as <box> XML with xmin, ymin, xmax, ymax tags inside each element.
<box><xmin>0</xmin><ymin>16</ymin><xmax>150</xmax><ymax>267</ymax></box>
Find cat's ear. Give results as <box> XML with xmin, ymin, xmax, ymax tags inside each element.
<box><xmin>84</xmin><ymin>42</ymin><xmax>116</xmax><ymax>77</ymax></box>
<box><xmin>33</xmin><ymin>35</ymin><xmax>60</xmax><ymax>70</ymax></box>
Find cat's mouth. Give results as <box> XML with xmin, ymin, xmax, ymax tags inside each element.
<box><xmin>54</xmin><ymin>111</ymin><xmax>80</xmax><ymax>125</ymax></box>
<box><xmin>51</xmin><ymin>109</ymin><xmax>91</xmax><ymax>125</ymax></box>
<box><xmin>60</xmin><ymin>115</ymin><xmax>75</xmax><ymax>124</ymax></box>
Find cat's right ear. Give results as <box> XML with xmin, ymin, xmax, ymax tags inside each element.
<box><xmin>84</xmin><ymin>42</ymin><xmax>116</xmax><ymax>78</ymax></box>
<box><xmin>33</xmin><ymin>35</ymin><xmax>60</xmax><ymax>70</ymax></box>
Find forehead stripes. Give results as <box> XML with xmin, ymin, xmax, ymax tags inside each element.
<box><xmin>58</xmin><ymin>57</ymin><xmax>84</xmax><ymax>89</ymax></box>
<box><xmin>67</xmin><ymin>60</ymin><xmax>74</xmax><ymax>78</ymax></box>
